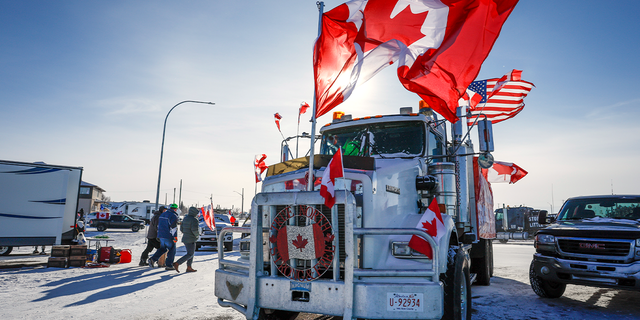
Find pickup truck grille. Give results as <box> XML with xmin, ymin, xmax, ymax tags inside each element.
<box><xmin>558</xmin><ymin>239</ymin><xmax>631</xmax><ymax>257</ymax></box>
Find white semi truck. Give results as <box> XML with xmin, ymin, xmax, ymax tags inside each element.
<box><xmin>0</xmin><ymin>160</ymin><xmax>83</xmax><ymax>255</ymax></box>
<box><xmin>215</xmin><ymin>106</ymin><xmax>496</xmax><ymax>320</ymax></box>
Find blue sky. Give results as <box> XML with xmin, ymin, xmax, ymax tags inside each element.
<box><xmin>1</xmin><ymin>1</ymin><xmax>639</xmax><ymax>213</ymax></box>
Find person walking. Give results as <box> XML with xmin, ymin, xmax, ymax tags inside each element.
<box><xmin>172</xmin><ymin>207</ymin><xmax>200</xmax><ymax>273</ymax></box>
<box><xmin>148</xmin><ymin>203</ymin><xmax>179</xmax><ymax>271</ymax></box>
<box><xmin>139</xmin><ymin>206</ymin><xmax>165</xmax><ymax>266</ymax></box>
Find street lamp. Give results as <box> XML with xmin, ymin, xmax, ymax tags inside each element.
<box><xmin>233</xmin><ymin>188</ymin><xmax>244</xmax><ymax>216</ymax></box>
<box><xmin>155</xmin><ymin>100</ymin><xmax>215</xmax><ymax>211</ymax></box>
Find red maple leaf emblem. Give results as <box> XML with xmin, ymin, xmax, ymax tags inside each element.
<box><xmin>421</xmin><ymin>218</ymin><xmax>438</xmax><ymax>237</ymax></box>
<box><xmin>292</xmin><ymin>234</ymin><xmax>308</xmax><ymax>252</ymax></box>
<box><xmin>269</xmin><ymin>234</ymin><xmax>278</xmax><ymax>244</ymax></box>
<box><xmin>324</xmin><ymin>233</ymin><xmax>335</xmax><ymax>243</ymax></box>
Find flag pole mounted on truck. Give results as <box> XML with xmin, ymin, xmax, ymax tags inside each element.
<box><xmin>214</xmin><ymin>1</ymin><xmax>526</xmax><ymax>320</ymax></box>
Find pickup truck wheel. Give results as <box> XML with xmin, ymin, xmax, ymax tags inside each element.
<box><xmin>96</xmin><ymin>224</ymin><xmax>106</xmax><ymax>232</ymax></box>
<box><xmin>442</xmin><ymin>248</ymin><xmax>472</xmax><ymax>320</ymax></box>
<box><xmin>529</xmin><ymin>261</ymin><xmax>565</xmax><ymax>298</ymax></box>
<box><xmin>132</xmin><ymin>225</ymin><xmax>140</xmax><ymax>232</ymax></box>
<box><xmin>0</xmin><ymin>246</ymin><xmax>13</xmax><ymax>256</ymax></box>
<box><xmin>474</xmin><ymin>239</ymin><xmax>492</xmax><ymax>286</ymax></box>
<box><xmin>498</xmin><ymin>239</ymin><xmax>508</xmax><ymax>244</ymax></box>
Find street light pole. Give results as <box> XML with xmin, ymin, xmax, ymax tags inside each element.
<box><xmin>233</xmin><ymin>188</ymin><xmax>244</xmax><ymax>215</ymax></box>
<box><xmin>155</xmin><ymin>100</ymin><xmax>215</xmax><ymax>211</ymax></box>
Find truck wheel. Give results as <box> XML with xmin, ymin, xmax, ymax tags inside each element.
<box><xmin>257</xmin><ymin>308</ymin><xmax>299</xmax><ymax>320</ymax></box>
<box><xmin>499</xmin><ymin>239</ymin><xmax>508</xmax><ymax>244</ymax></box>
<box><xmin>529</xmin><ymin>261</ymin><xmax>565</xmax><ymax>298</ymax></box>
<box><xmin>195</xmin><ymin>244</ymin><xmax>201</xmax><ymax>251</ymax></box>
<box><xmin>0</xmin><ymin>246</ymin><xmax>13</xmax><ymax>256</ymax></box>
<box><xmin>442</xmin><ymin>248</ymin><xmax>472</xmax><ymax>320</ymax></box>
<box><xmin>96</xmin><ymin>224</ymin><xmax>106</xmax><ymax>232</ymax></box>
<box><xmin>489</xmin><ymin>241</ymin><xmax>494</xmax><ymax>278</ymax></box>
<box><xmin>132</xmin><ymin>225</ymin><xmax>140</xmax><ymax>232</ymax></box>
<box><xmin>473</xmin><ymin>239</ymin><xmax>492</xmax><ymax>286</ymax></box>
<box><xmin>224</xmin><ymin>242</ymin><xmax>233</xmax><ymax>251</ymax></box>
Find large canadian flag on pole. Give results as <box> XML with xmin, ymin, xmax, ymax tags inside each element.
<box><xmin>320</xmin><ymin>148</ymin><xmax>344</xmax><ymax>208</ymax></box>
<box><xmin>313</xmin><ymin>0</ymin><xmax>519</xmax><ymax>122</ymax></box>
<box><xmin>408</xmin><ymin>198</ymin><xmax>445</xmax><ymax>259</ymax></box>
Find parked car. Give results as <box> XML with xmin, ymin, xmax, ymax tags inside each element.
<box><xmin>196</xmin><ymin>214</ymin><xmax>233</xmax><ymax>251</ymax></box>
<box><xmin>89</xmin><ymin>214</ymin><xmax>145</xmax><ymax>232</ymax></box>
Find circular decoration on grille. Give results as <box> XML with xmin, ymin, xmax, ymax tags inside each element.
<box><xmin>269</xmin><ymin>204</ymin><xmax>335</xmax><ymax>282</ymax></box>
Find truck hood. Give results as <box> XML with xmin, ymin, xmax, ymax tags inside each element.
<box><xmin>539</xmin><ymin>217</ymin><xmax>640</xmax><ymax>239</ymax></box>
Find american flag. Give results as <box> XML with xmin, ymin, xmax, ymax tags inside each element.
<box><xmin>465</xmin><ymin>75</ymin><xmax>534</xmax><ymax>125</ymax></box>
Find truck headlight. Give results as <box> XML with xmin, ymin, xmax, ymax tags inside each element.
<box><xmin>240</xmin><ymin>241</ymin><xmax>251</xmax><ymax>252</ymax></box>
<box><xmin>391</xmin><ymin>242</ymin><xmax>426</xmax><ymax>258</ymax></box>
<box><xmin>536</xmin><ymin>234</ymin><xmax>555</xmax><ymax>244</ymax></box>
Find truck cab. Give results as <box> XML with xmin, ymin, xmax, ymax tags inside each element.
<box><xmin>215</xmin><ymin>107</ymin><xmax>495</xmax><ymax>320</ymax></box>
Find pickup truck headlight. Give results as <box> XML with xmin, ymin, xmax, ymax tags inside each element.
<box><xmin>536</xmin><ymin>234</ymin><xmax>555</xmax><ymax>244</ymax></box>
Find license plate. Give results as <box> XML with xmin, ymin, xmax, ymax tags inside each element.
<box><xmin>387</xmin><ymin>293</ymin><xmax>423</xmax><ymax>312</ymax></box>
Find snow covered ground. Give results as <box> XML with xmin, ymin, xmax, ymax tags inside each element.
<box><xmin>3</xmin><ymin>232</ymin><xmax>640</xmax><ymax>319</ymax></box>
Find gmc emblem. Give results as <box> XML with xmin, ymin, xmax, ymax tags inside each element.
<box><xmin>579</xmin><ymin>242</ymin><xmax>605</xmax><ymax>250</ymax></box>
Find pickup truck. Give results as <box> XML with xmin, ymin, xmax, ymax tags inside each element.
<box><xmin>530</xmin><ymin>195</ymin><xmax>640</xmax><ymax>298</ymax></box>
<box><xmin>89</xmin><ymin>214</ymin><xmax>146</xmax><ymax>232</ymax></box>
<box><xmin>196</xmin><ymin>214</ymin><xmax>233</xmax><ymax>251</ymax></box>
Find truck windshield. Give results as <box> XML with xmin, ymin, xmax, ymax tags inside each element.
<box><xmin>558</xmin><ymin>197</ymin><xmax>640</xmax><ymax>220</ymax></box>
<box><xmin>320</xmin><ymin>121</ymin><xmax>431</xmax><ymax>158</ymax></box>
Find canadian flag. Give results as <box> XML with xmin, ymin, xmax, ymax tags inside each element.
<box><xmin>313</xmin><ymin>0</ymin><xmax>519</xmax><ymax>122</ymax></box>
<box><xmin>409</xmin><ymin>198</ymin><xmax>445</xmax><ymax>259</ymax></box>
<box><xmin>481</xmin><ymin>161</ymin><xmax>528</xmax><ymax>184</ymax></box>
<box><xmin>298</xmin><ymin>102</ymin><xmax>310</xmax><ymax>124</ymax></box>
<box><xmin>97</xmin><ymin>212</ymin><xmax>110</xmax><ymax>220</ymax></box>
<box><xmin>276</xmin><ymin>224</ymin><xmax>325</xmax><ymax>262</ymax></box>
<box><xmin>274</xmin><ymin>113</ymin><xmax>282</xmax><ymax>131</ymax></box>
<box><xmin>320</xmin><ymin>148</ymin><xmax>344</xmax><ymax>208</ymax></box>
<box><xmin>255</xmin><ymin>154</ymin><xmax>268</xmax><ymax>183</ymax></box>
<box><xmin>202</xmin><ymin>206</ymin><xmax>215</xmax><ymax>230</ymax></box>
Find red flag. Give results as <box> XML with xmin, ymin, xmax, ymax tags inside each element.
<box><xmin>313</xmin><ymin>0</ymin><xmax>519</xmax><ymax>122</ymax></box>
<box><xmin>298</xmin><ymin>102</ymin><xmax>310</xmax><ymax>124</ymax></box>
<box><xmin>465</xmin><ymin>70</ymin><xmax>534</xmax><ymax>125</ymax></box>
<box><xmin>254</xmin><ymin>154</ymin><xmax>268</xmax><ymax>183</ymax></box>
<box><xmin>481</xmin><ymin>161</ymin><xmax>528</xmax><ymax>184</ymax></box>
<box><xmin>320</xmin><ymin>147</ymin><xmax>344</xmax><ymax>208</ymax></box>
<box><xmin>202</xmin><ymin>205</ymin><xmax>215</xmax><ymax>230</ymax></box>
<box><xmin>274</xmin><ymin>113</ymin><xmax>282</xmax><ymax>131</ymax></box>
<box><xmin>408</xmin><ymin>198</ymin><xmax>445</xmax><ymax>259</ymax></box>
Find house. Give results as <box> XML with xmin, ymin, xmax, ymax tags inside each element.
<box><xmin>78</xmin><ymin>181</ymin><xmax>106</xmax><ymax>214</ymax></box>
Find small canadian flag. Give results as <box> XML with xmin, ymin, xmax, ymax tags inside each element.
<box><xmin>408</xmin><ymin>198</ymin><xmax>445</xmax><ymax>259</ymax></box>
<box><xmin>319</xmin><ymin>148</ymin><xmax>344</xmax><ymax>208</ymax></box>
<box><xmin>97</xmin><ymin>212</ymin><xmax>110</xmax><ymax>220</ymax></box>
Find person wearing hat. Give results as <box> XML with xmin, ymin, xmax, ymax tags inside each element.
<box><xmin>148</xmin><ymin>203</ymin><xmax>180</xmax><ymax>270</ymax></box>
<box><xmin>172</xmin><ymin>206</ymin><xmax>200</xmax><ymax>273</ymax></box>
<box><xmin>139</xmin><ymin>206</ymin><xmax>166</xmax><ymax>266</ymax></box>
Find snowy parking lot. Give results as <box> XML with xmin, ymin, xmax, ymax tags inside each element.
<box><xmin>2</xmin><ymin>232</ymin><xmax>640</xmax><ymax>319</ymax></box>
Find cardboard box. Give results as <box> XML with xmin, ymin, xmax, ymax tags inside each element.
<box><xmin>51</xmin><ymin>245</ymin><xmax>70</xmax><ymax>257</ymax></box>
<box><xmin>69</xmin><ymin>245</ymin><xmax>87</xmax><ymax>256</ymax></box>
<box><xmin>68</xmin><ymin>256</ymin><xmax>86</xmax><ymax>267</ymax></box>
<box><xmin>47</xmin><ymin>257</ymin><xmax>68</xmax><ymax>268</ymax></box>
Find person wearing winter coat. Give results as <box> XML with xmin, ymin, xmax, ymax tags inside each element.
<box><xmin>139</xmin><ymin>206</ymin><xmax>166</xmax><ymax>266</ymax></box>
<box><xmin>148</xmin><ymin>203</ymin><xmax>179</xmax><ymax>271</ymax></box>
<box><xmin>172</xmin><ymin>207</ymin><xmax>201</xmax><ymax>273</ymax></box>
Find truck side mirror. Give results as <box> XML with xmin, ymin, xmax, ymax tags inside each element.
<box><xmin>538</xmin><ymin>210</ymin><xmax>549</xmax><ymax>225</ymax></box>
<box><xmin>477</xmin><ymin>119</ymin><xmax>494</xmax><ymax>152</ymax></box>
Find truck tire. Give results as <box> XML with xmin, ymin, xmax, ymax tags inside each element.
<box><xmin>195</xmin><ymin>244</ymin><xmax>201</xmax><ymax>251</ymax></box>
<box><xmin>132</xmin><ymin>225</ymin><xmax>140</xmax><ymax>232</ymax></box>
<box><xmin>0</xmin><ymin>246</ymin><xmax>13</xmax><ymax>256</ymax></box>
<box><xmin>442</xmin><ymin>248</ymin><xmax>472</xmax><ymax>320</ymax></box>
<box><xmin>489</xmin><ymin>241</ymin><xmax>494</xmax><ymax>278</ymax></box>
<box><xmin>529</xmin><ymin>261</ymin><xmax>565</xmax><ymax>298</ymax></box>
<box><xmin>96</xmin><ymin>224</ymin><xmax>106</xmax><ymax>232</ymax></box>
<box><xmin>473</xmin><ymin>239</ymin><xmax>492</xmax><ymax>286</ymax></box>
<box><xmin>224</xmin><ymin>242</ymin><xmax>233</xmax><ymax>251</ymax></box>
<box><xmin>498</xmin><ymin>239</ymin><xmax>508</xmax><ymax>244</ymax></box>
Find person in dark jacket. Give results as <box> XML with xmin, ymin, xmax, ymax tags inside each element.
<box><xmin>139</xmin><ymin>206</ymin><xmax>166</xmax><ymax>266</ymax></box>
<box><xmin>148</xmin><ymin>203</ymin><xmax>179</xmax><ymax>270</ymax></box>
<box><xmin>172</xmin><ymin>207</ymin><xmax>201</xmax><ymax>273</ymax></box>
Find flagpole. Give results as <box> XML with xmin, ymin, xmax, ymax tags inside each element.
<box><xmin>307</xmin><ymin>1</ymin><xmax>324</xmax><ymax>192</ymax></box>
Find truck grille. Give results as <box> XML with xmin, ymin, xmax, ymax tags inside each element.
<box><xmin>558</xmin><ymin>239</ymin><xmax>631</xmax><ymax>257</ymax></box>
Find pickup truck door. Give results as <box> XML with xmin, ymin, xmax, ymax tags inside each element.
<box><xmin>111</xmin><ymin>215</ymin><xmax>124</xmax><ymax>228</ymax></box>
